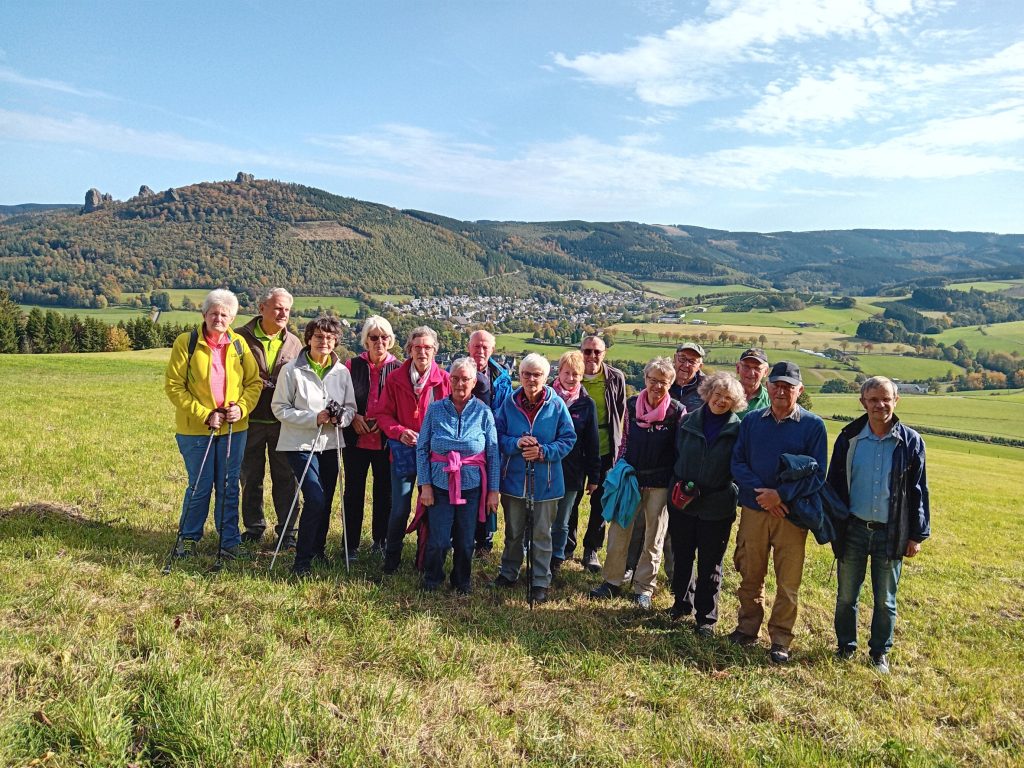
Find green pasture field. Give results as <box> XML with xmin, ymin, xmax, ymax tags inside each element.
<box><xmin>641</xmin><ymin>281</ymin><xmax>761</xmax><ymax>299</ymax></box>
<box><xmin>288</xmin><ymin>296</ymin><xmax>360</xmax><ymax>315</ymax></box>
<box><xmin>575</xmin><ymin>280</ymin><xmax>618</xmax><ymax>293</ymax></box>
<box><xmin>369</xmin><ymin>293</ymin><xmax>415</xmax><ymax>305</ymax></box>
<box><xmin>0</xmin><ymin>351</ymin><xmax>1021</xmax><ymax>766</ymax></box>
<box><xmin>492</xmin><ymin>333</ymin><xmax>965</xmax><ymax>383</ymax></box>
<box><xmin>946</xmin><ymin>280</ymin><xmax>1024</xmax><ymax>293</ymax></box>
<box><xmin>816</xmin><ymin>392</ymin><xmax>1024</xmax><ymax>441</ymax></box>
<box><xmin>19</xmin><ymin>304</ymin><xmax>198</xmax><ymax>326</ymax></box>
<box><xmin>931</xmin><ymin>320</ymin><xmax>1024</xmax><ymax>355</ymax></box>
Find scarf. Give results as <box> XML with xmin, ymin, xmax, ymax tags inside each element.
<box><xmin>635</xmin><ymin>389</ymin><xmax>670</xmax><ymax>428</ymax></box>
<box><xmin>553</xmin><ymin>378</ymin><xmax>581</xmax><ymax>406</ymax></box>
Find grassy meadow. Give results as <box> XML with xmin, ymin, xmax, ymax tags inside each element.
<box><xmin>0</xmin><ymin>351</ymin><xmax>1022</xmax><ymax>766</ymax></box>
<box><xmin>641</xmin><ymin>282</ymin><xmax>761</xmax><ymax>299</ymax></box>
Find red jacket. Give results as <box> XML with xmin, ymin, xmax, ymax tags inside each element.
<box><xmin>369</xmin><ymin>359</ymin><xmax>451</xmax><ymax>439</ymax></box>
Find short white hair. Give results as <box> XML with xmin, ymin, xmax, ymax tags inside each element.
<box><xmin>470</xmin><ymin>329</ymin><xmax>495</xmax><ymax>346</ymax></box>
<box><xmin>519</xmin><ymin>352</ymin><xmax>550</xmax><ymax>377</ymax></box>
<box><xmin>257</xmin><ymin>287</ymin><xmax>293</xmax><ymax>308</ymax></box>
<box><xmin>450</xmin><ymin>357</ymin><xmax>478</xmax><ymax>378</ymax></box>
<box><xmin>359</xmin><ymin>315</ymin><xmax>396</xmax><ymax>350</ymax></box>
<box><xmin>201</xmin><ymin>289</ymin><xmax>238</xmax><ymax>318</ymax></box>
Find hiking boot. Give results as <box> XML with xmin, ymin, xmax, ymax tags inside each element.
<box><xmin>631</xmin><ymin>593</ymin><xmax>652</xmax><ymax>610</ymax></box>
<box><xmin>531</xmin><ymin>587</ymin><xmax>549</xmax><ymax>604</ymax></box>
<box><xmin>870</xmin><ymin>652</ymin><xmax>890</xmax><ymax>675</ymax></box>
<box><xmin>240</xmin><ymin>530</ymin><xmax>263</xmax><ymax>544</ymax></box>
<box><xmin>217</xmin><ymin>545</ymin><xmax>249</xmax><ymax>561</ymax></box>
<box><xmin>695</xmin><ymin>624</ymin><xmax>715</xmax><ymax>639</ymax></box>
<box><xmin>622</xmin><ymin>568</ymin><xmax>634</xmax><ymax>584</ymax></box>
<box><xmin>582</xmin><ymin>548</ymin><xmax>602</xmax><ymax>573</ymax></box>
<box><xmin>667</xmin><ymin>603</ymin><xmax>690</xmax><ymax>621</ymax></box>
<box><xmin>491</xmin><ymin>574</ymin><xmax>516</xmax><ymax>589</ymax></box>
<box><xmin>276</xmin><ymin>533</ymin><xmax>297</xmax><ymax>552</ymax></box>
<box><xmin>173</xmin><ymin>538</ymin><xmax>198</xmax><ymax>559</ymax></box>
<box><xmin>369</xmin><ymin>541</ymin><xmax>386</xmax><ymax>556</ymax></box>
<box><xmin>769</xmin><ymin>644</ymin><xmax>791</xmax><ymax>664</ymax></box>
<box><xmin>836</xmin><ymin>646</ymin><xmax>856</xmax><ymax>661</ymax></box>
<box><xmin>550</xmin><ymin>557</ymin><xmax>563</xmax><ymax>576</ymax></box>
<box><xmin>346</xmin><ymin>549</ymin><xmax>359</xmax><ymax>563</ymax></box>
<box><xmin>727</xmin><ymin>629</ymin><xmax>758</xmax><ymax>647</ymax></box>
<box><xmin>589</xmin><ymin>582</ymin><xmax>621</xmax><ymax>600</ymax></box>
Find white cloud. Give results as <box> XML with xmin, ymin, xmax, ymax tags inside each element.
<box><xmin>554</xmin><ymin>0</ymin><xmax>940</xmax><ymax>106</ymax></box>
<box><xmin>0</xmin><ymin>66</ymin><xmax>115</xmax><ymax>99</ymax></box>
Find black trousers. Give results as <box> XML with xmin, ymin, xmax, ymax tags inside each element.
<box><xmin>668</xmin><ymin>512</ymin><xmax>734</xmax><ymax>626</ymax></box>
<box><xmin>565</xmin><ymin>453</ymin><xmax>613</xmax><ymax>556</ymax></box>
<box><xmin>342</xmin><ymin>445</ymin><xmax>391</xmax><ymax>551</ymax></box>
<box><xmin>239</xmin><ymin>420</ymin><xmax>298</xmax><ymax>539</ymax></box>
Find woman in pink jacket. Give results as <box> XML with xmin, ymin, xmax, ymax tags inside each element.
<box><xmin>369</xmin><ymin>325</ymin><xmax>451</xmax><ymax>574</ymax></box>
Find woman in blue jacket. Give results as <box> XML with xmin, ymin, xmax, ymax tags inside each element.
<box><xmin>492</xmin><ymin>353</ymin><xmax>577</xmax><ymax>603</ymax></box>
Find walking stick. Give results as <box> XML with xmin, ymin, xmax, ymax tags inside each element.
<box><xmin>335</xmin><ymin>423</ymin><xmax>350</xmax><ymax>574</ymax></box>
<box><xmin>270</xmin><ymin>423</ymin><xmax>324</xmax><ymax>571</ymax></box>
<box><xmin>162</xmin><ymin>426</ymin><xmax>217</xmax><ymax>575</ymax></box>
<box><xmin>525</xmin><ymin>461</ymin><xmax>536</xmax><ymax>610</ymax></box>
<box><xmin>212</xmin><ymin>410</ymin><xmax>235</xmax><ymax>573</ymax></box>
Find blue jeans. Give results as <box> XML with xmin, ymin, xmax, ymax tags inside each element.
<box><xmin>550</xmin><ymin>490</ymin><xmax>580</xmax><ymax>561</ymax></box>
<box><xmin>834</xmin><ymin>521</ymin><xmax>903</xmax><ymax>655</ymax></box>
<box><xmin>286</xmin><ymin>450</ymin><xmax>340</xmax><ymax>571</ymax></box>
<box><xmin>424</xmin><ymin>486</ymin><xmax>480</xmax><ymax>591</ymax></box>
<box><xmin>175</xmin><ymin>430</ymin><xmax>248</xmax><ymax>550</ymax></box>
<box><xmin>383</xmin><ymin>467</ymin><xmax>416</xmax><ymax>569</ymax></box>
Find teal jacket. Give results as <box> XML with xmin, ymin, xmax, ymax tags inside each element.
<box><xmin>601</xmin><ymin>460</ymin><xmax>641</xmax><ymax>529</ymax></box>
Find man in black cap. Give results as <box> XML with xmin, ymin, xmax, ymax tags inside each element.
<box><xmin>728</xmin><ymin>361</ymin><xmax>828</xmax><ymax>664</ymax></box>
<box><xmin>736</xmin><ymin>347</ymin><xmax>770</xmax><ymax>416</ymax></box>
<box><xmin>670</xmin><ymin>342</ymin><xmax>706</xmax><ymax>413</ymax></box>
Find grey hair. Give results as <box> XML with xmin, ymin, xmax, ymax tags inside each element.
<box><xmin>404</xmin><ymin>325</ymin><xmax>439</xmax><ymax>354</ymax></box>
<box><xmin>698</xmin><ymin>371</ymin><xmax>747</xmax><ymax>413</ymax></box>
<box><xmin>580</xmin><ymin>334</ymin><xmax>606</xmax><ymax>351</ymax></box>
<box><xmin>450</xmin><ymin>357</ymin><xmax>478</xmax><ymax>378</ymax></box>
<box><xmin>519</xmin><ymin>352</ymin><xmax>551</xmax><ymax>377</ymax></box>
<box><xmin>860</xmin><ymin>376</ymin><xmax>899</xmax><ymax>398</ymax></box>
<box><xmin>201</xmin><ymin>289</ymin><xmax>238</xmax><ymax>318</ymax></box>
<box><xmin>643</xmin><ymin>356</ymin><xmax>674</xmax><ymax>381</ymax></box>
<box><xmin>257</xmin><ymin>287</ymin><xmax>293</xmax><ymax>308</ymax></box>
<box><xmin>360</xmin><ymin>315</ymin><xmax>396</xmax><ymax>350</ymax></box>
<box><xmin>470</xmin><ymin>329</ymin><xmax>495</xmax><ymax>345</ymax></box>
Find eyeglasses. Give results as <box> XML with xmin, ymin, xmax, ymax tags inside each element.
<box><xmin>450</xmin><ymin>375</ymin><xmax>475</xmax><ymax>384</ymax></box>
<box><xmin>367</xmin><ymin>334</ymin><xmax>391</xmax><ymax>342</ymax></box>
<box><xmin>582</xmin><ymin>349</ymin><xmax>604</xmax><ymax>357</ymax></box>
<box><xmin>411</xmin><ymin>344</ymin><xmax>435</xmax><ymax>352</ymax></box>
<box><xmin>675</xmin><ymin>358</ymin><xmax>700</xmax><ymax>367</ymax></box>
<box><xmin>645</xmin><ymin>376</ymin><xmax>673</xmax><ymax>387</ymax></box>
<box><xmin>311</xmin><ymin>333</ymin><xmax>337</xmax><ymax>342</ymax></box>
<box><xmin>520</xmin><ymin>370</ymin><xmax>545</xmax><ymax>379</ymax></box>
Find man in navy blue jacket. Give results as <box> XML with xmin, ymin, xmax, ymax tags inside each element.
<box><xmin>827</xmin><ymin>376</ymin><xmax>930</xmax><ymax>674</ymax></box>
<box><xmin>729</xmin><ymin>361</ymin><xmax>827</xmax><ymax>664</ymax></box>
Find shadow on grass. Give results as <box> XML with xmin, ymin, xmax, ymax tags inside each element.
<box><xmin>0</xmin><ymin>503</ymin><xmax>803</xmax><ymax>672</ymax></box>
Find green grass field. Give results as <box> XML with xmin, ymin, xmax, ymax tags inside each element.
<box><xmin>0</xmin><ymin>351</ymin><xmax>1021</xmax><ymax>766</ymax></box>
<box><xmin>641</xmin><ymin>281</ymin><xmax>761</xmax><ymax>299</ymax></box>
<box><xmin>946</xmin><ymin>279</ymin><xmax>1024</xmax><ymax>293</ymax></box>
<box><xmin>931</xmin><ymin>321</ymin><xmax>1024</xmax><ymax>355</ymax></box>
<box><xmin>288</xmin><ymin>296</ymin><xmax>360</xmax><ymax>315</ymax></box>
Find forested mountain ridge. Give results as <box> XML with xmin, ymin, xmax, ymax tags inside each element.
<box><xmin>0</xmin><ymin>178</ymin><xmax>533</xmax><ymax>308</ymax></box>
<box><xmin>2</xmin><ymin>174</ymin><xmax>1023</xmax><ymax>308</ymax></box>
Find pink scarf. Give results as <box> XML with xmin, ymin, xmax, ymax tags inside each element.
<box><xmin>635</xmin><ymin>389</ymin><xmax>670</xmax><ymax>428</ymax></box>
<box><xmin>553</xmin><ymin>378</ymin><xmax>581</xmax><ymax>407</ymax></box>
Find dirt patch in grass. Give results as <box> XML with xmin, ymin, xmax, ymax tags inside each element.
<box><xmin>0</xmin><ymin>502</ymin><xmax>93</xmax><ymax>525</ymax></box>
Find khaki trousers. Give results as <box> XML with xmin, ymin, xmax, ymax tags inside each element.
<box><xmin>734</xmin><ymin>506</ymin><xmax>809</xmax><ymax>647</ymax></box>
<box><xmin>602</xmin><ymin>487</ymin><xmax>668</xmax><ymax>597</ymax></box>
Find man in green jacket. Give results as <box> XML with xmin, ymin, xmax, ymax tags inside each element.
<box><xmin>236</xmin><ymin>288</ymin><xmax>303</xmax><ymax>549</ymax></box>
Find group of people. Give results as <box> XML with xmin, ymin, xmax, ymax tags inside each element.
<box><xmin>165</xmin><ymin>288</ymin><xmax>931</xmax><ymax>672</ymax></box>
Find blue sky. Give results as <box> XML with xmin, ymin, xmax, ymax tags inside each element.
<box><xmin>2</xmin><ymin>0</ymin><xmax>1023</xmax><ymax>232</ymax></box>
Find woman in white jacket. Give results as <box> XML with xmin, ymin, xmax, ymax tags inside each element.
<box><xmin>272</xmin><ymin>316</ymin><xmax>356</xmax><ymax>576</ymax></box>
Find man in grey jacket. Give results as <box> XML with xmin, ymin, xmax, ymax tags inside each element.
<box><xmin>236</xmin><ymin>288</ymin><xmax>303</xmax><ymax>549</ymax></box>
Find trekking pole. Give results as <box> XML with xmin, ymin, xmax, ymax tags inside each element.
<box><xmin>525</xmin><ymin>461</ymin><xmax>535</xmax><ymax>610</ymax></box>
<box><xmin>162</xmin><ymin>426</ymin><xmax>217</xmax><ymax>575</ymax></box>
<box><xmin>211</xmin><ymin>409</ymin><xmax>235</xmax><ymax>573</ymax></box>
<box><xmin>269</xmin><ymin>423</ymin><xmax>324</xmax><ymax>571</ymax></box>
<box><xmin>335</xmin><ymin>423</ymin><xmax>350</xmax><ymax>574</ymax></box>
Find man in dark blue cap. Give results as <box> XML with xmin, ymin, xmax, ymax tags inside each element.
<box><xmin>728</xmin><ymin>361</ymin><xmax>828</xmax><ymax>664</ymax></box>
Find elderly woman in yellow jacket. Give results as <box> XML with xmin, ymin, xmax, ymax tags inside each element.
<box><xmin>164</xmin><ymin>289</ymin><xmax>262</xmax><ymax>561</ymax></box>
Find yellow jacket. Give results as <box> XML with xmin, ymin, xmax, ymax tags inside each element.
<box><xmin>164</xmin><ymin>326</ymin><xmax>263</xmax><ymax>436</ymax></box>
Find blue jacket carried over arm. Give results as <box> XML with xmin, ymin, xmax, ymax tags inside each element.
<box><xmin>775</xmin><ymin>453</ymin><xmax>841</xmax><ymax>545</ymax></box>
<box><xmin>600</xmin><ymin>459</ymin><xmax>641</xmax><ymax>529</ymax></box>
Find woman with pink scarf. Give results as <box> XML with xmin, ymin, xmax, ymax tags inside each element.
<box><xmin>549</xmin><ymin>351</ymin><xmax>601</xmax><ymax>575</ymax></box>
<box><xmin>342</xmin><ymin>315</ymin><xmax>400</xmax><ymax>559</ymax></box>
<box><xmin>589</xmin><ymin>357</ymin><xmax>684</xmax><ymax>609</ymax></box>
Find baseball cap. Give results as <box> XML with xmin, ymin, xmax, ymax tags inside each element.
<box><xmin>739</xmin><ymin>347</ymin><xmax>768</xmax><ymax>364</ymax></box>
<box><xmin>676</xmin><ymin>342</ymin><xmax>706</xmax><ymax>358</ymax></box>
<box><xmin>768</xmin><ymin>361</ymin><xmax>801</xmax><ymax>385</ymax></box>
